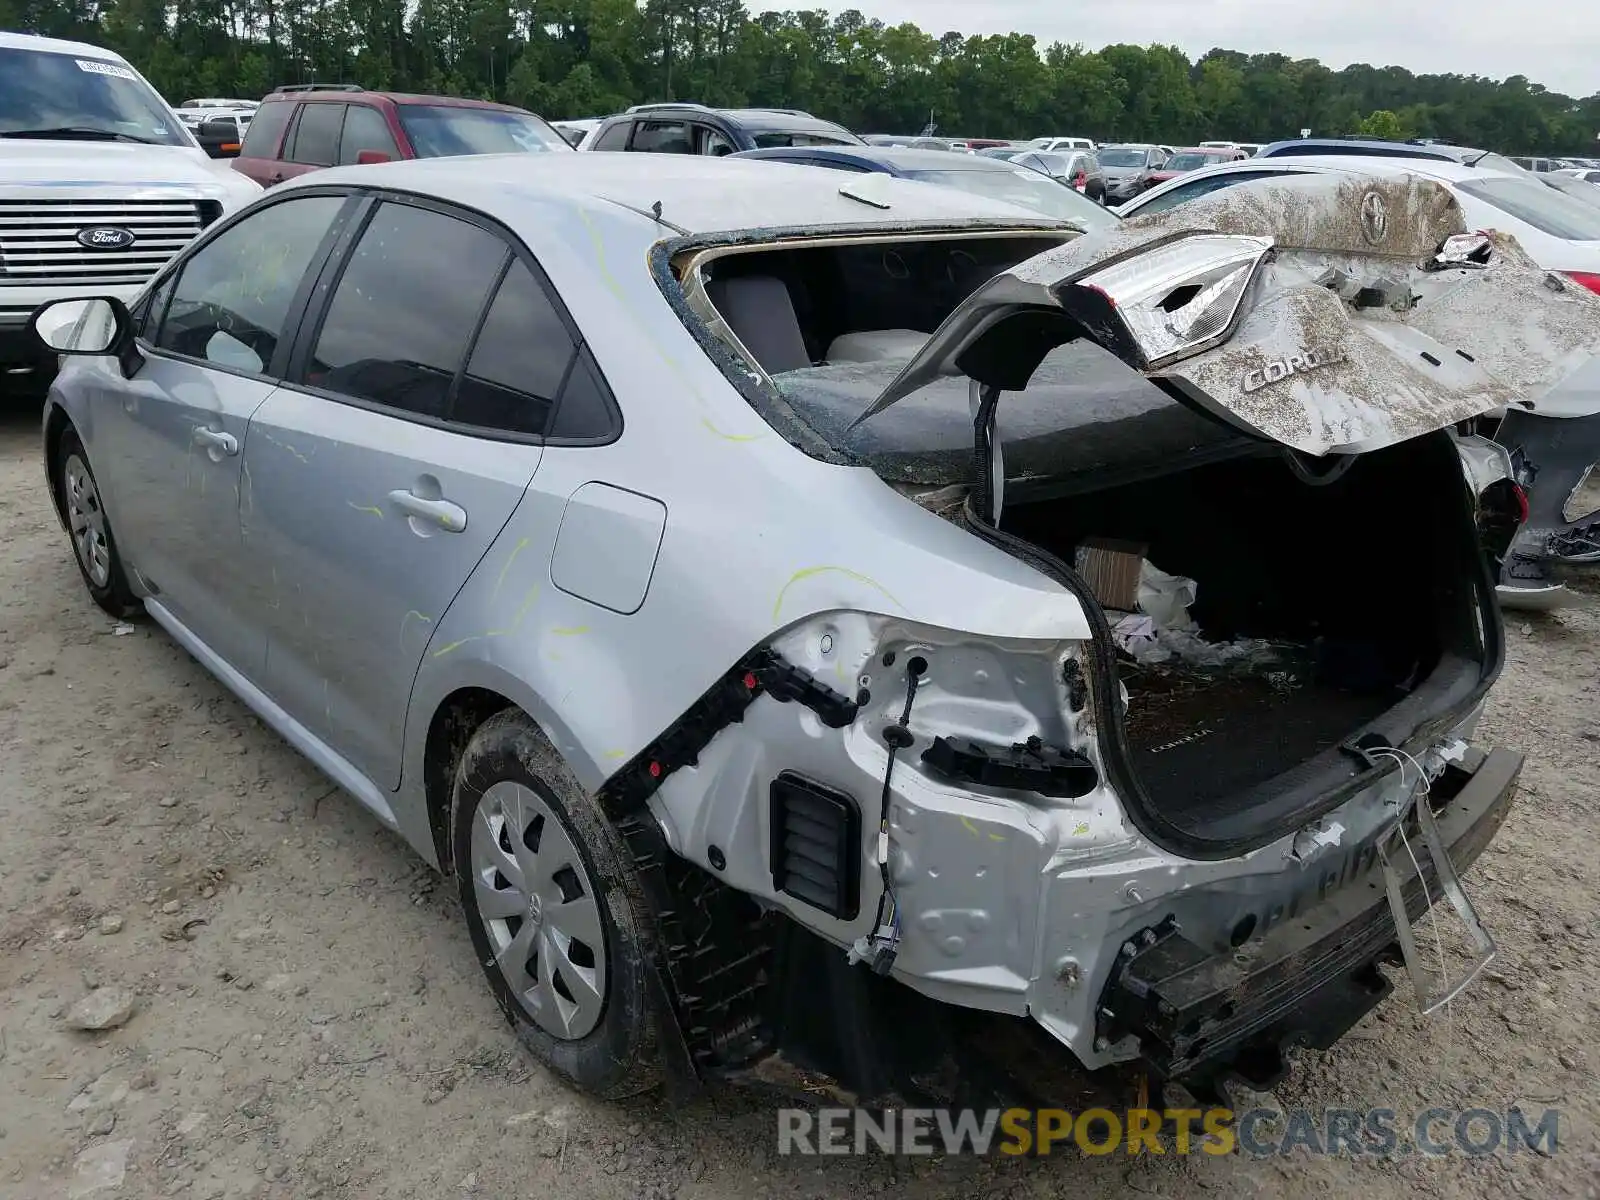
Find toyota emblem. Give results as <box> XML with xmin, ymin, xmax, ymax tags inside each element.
<box><xmin>1359</xmin><ymin>192</ymin><xmax>1388</xmax><ymax>245</ymax></box>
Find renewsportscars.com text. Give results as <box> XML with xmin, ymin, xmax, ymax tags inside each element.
<box><xmin>777</xmin><ymin>1106</ymin><xmax>1561</xmax><ymax>1158</ymax></box>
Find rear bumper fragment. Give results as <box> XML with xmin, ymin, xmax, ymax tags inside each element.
<box><xmin>1095</xmin><ymin>746</ymin><xmax>1522</xmax><ymax>1101</ymax></box>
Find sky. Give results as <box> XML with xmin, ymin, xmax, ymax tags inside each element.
<box><xmin>847</xmin><ymin>0</ymin><xmax>1599</xmax><ymax>99</ymax></box>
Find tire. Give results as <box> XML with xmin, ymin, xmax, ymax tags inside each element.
<box><xmin>54</xmin><ymin>429</ymin><xmax>140</xmax><ymax>619</ymax></box>
<box><xmin>451</xmin><ymin>709</ymin><xmax>662</xmax><ymax>1098</ymax></box>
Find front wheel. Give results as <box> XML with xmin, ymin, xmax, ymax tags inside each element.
<box><xmin>451</xmin><ymin>709</ymin><xmax>662</xmax><ymax>1098</ymax></box>
<box><xmin>55</xmin><ymin>430</ymin><xmax>140</xmax><ymax>619</ymax></box>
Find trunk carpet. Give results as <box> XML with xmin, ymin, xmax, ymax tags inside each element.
<box><xmin>1120</xmin><ymin>667</ymin><xmax>1398</xmax><ymax>822</ymax></box>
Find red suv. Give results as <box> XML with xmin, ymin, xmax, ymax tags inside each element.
<box><xmin>232</xmin><ymin>87</ymin><xmax>570</xmax><ymax>187</ymax></box>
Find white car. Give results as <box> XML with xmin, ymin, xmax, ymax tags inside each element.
<box><xmin>550</xmin><ymin>117</ymin><xmax>604</xmax><ymax>148</ymax></box>
<box><xmin>0</xmin><ymin>31</ymin><xmax>262</xmax><ymax>387</ymax></box>
<box><xmin>176</xmin><ymin>107</ymin><xmax>253</xmax><ymax>136</ymax></box>
<box><xmin>1556</xmin><ymin>166</ymin><xmax>1600</xmax><ymax>185</ymax></box>
<box><xmin>1025</xmin><ymin>135</ymin><xmax>1096</xmax><ymax>153</ymax></box>
<box><xmin>179</xmin><ymin>97</ymin><xmax>259</xmax><ymax>111</ymax></box>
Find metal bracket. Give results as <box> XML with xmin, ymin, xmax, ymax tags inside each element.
<box><xmin>1377</xmin><ymin>791</ymin><xmax>1497</xmax><ymax>1016</ymax></box>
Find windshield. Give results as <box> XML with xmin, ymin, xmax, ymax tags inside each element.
<box><xmin>0</xmin><ymin>47</ymin><xmax>190</xmax><ymax>146</ymax></box>
<box><xmin>1164</xmin><ymin>152</ymin><xmax>1228</xmax><ymax>171</ymax></box>
<box><xmin>396</xmin><ymin>105</ymin><xmax>569</xmax><ymax>156</ymax></box>
<box><xmin>751</xmin><ymin>128</ymin><xmax>860</xmax><ymax>148</ymax></box>
<box><xmin>903</xmin><ymin>167</ymin><xmax>1118</xmax><ymax>229</ymax></box>
<box><xmin>1098</xmin><ymin>148</ymin><xmax>1148</xmax><ymax>168</ymax></box>
<box><xmin>1456</xmin><ymin>176</ymin><xmax>1600</xmax><ymax>240</ymax></box>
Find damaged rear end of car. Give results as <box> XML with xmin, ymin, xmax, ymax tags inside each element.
<box><xmin>618</xmin><ymin>173</ymin><xmax>1600</xmax><ymax>1106</ymax></box>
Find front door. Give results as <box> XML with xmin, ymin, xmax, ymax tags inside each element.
<box><xmin>241</xmin><ymin>198</ymin><xmax>550</xmax><ymax>787</ymax></box>
<box><xmin>98</xmin><ymin>192</ymin><xmax>352</xmax><ymax>675</ymax></box>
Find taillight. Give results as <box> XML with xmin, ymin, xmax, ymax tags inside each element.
<box><xmin>1073</xmin><ymin>171</ymin><xmax>1087</xmax><ymax>189</ymax></box>
<box><xmin>1563</xmin><ymin>271</ymin><xmax>1600</xmax><ymax>294</ymax></box>
<box><xmin>1512</xmin><ymin>482</ymin><xmax>1530</xmax><ymax>526</ymax></box>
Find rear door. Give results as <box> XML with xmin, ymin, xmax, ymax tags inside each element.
<box><xmin>277</xmin><ymin>101</ymin><xmax>346</xmax><ymax>183</ymax></box>
<box><xmin>337</xmin><ymin>103</ymin><xmax>402</xmax><ymax>164</ymax></box>
<box><xmin>240</xmin><ymin>196</ymin><xmax>563</xmax><ymax>788</ymax></box>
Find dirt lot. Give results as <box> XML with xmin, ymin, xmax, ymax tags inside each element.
<box><xmin>2</xmin><ymin>402</ymin><xmax>1597</xmax><ymax>1199</ymax></box>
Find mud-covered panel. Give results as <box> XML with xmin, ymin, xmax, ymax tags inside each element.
<box><xmin>1406</xmin><ymin>245</ymin><xmax>1600</xmax><ymax>406</ymax></box>
<box><xmin>1162</xmin><ymin>285</ymin><xmax>1518</xmax><ymax>455</ymax></box>
<box><xmin>859</xmin><ymin>174</ymin><xmax>1600</xmax><ymax>457</ymax></box>
<box><xmin>1005</xmin><ymin>174</ymin><xmax>1468</xmax><ymax>290</ymax></box>
<box><xmin>1128</xmin><ymin>174</ymin><xmax>1466</xmax><ymax>261</ymax></box>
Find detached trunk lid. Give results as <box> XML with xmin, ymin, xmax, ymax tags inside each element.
<box><xmin>854</xmin><ymin>174</ymin><xmax>1600</xmax><ymax>456</ymax></box>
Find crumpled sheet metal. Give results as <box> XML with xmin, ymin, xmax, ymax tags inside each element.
<box><xmin>867</xmin><ymin>174</ymin><xmax>1600</xmax><ymax>456</ymax></box>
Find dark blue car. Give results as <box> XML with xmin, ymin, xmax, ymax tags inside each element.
<box><xmin>729</xmin><ymin>145</ymin><xmax>1117</xmax><ymax>228</ymax></box>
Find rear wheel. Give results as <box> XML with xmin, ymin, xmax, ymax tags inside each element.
<box><xmin>55</xmin><ymin>430</ymin><xmax>140</xmax><ymax>619</ymax></box>
<box><xmin>451</xmin><ymin>709</ymin><xmax>662</xmax><ymax>1097</ymax></box>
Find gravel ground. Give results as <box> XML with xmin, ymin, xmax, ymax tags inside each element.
<box><xmin>1</xmin><ymin>403</ymin><xmax>1596</xmax><ymax>1199</ymax></box>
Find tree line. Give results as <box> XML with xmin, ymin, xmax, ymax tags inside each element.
<box><xmin>7</xmin><ymin>0</ymin><xmax>1599</xmax><ymax>154</ymax></box>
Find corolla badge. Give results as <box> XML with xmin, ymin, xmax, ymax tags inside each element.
<box><xmin>1242</xmin><ymin>347</ymin><xmax>1347</xmax><ymax>393</ymax></box>
<box><xmin>75</xmin><ymin>226</ymin><xmax>137</xmax><ymax>250</ymax></box>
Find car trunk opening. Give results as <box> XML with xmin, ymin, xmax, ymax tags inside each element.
<box><xmin>997</xmin><ymin>428</ymin><xmax>1493</xmax><ymax>847</ymax></box>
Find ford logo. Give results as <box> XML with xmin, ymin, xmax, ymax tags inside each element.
<box><xmin>75</xmin><ymin>226</ymin><xmax>137</xmax><ymax>250</ymax></box>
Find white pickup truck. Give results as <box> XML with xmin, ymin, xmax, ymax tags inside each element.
<box><xmin>0</xmin><ymin>31</ymin><xmax>261</xmax><ymax>389</ymax></box>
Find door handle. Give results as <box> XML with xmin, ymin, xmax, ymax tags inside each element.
<box><xmin>192</xmin><ymin>426</ymin><xmax>239</xmax><ymax>456</ymax></box>
<box><xmin>388</xmin><ymin>489</ymin><xmax>468</xmax><ymax>533</ymax></box>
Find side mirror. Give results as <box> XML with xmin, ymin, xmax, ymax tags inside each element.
<box><xmin>28</xmin><ymin>296</ymin><xmax>143</xmax><ymax>377</ymax></box>
<box><xmin>197</xmin><ymin>120</ymin><xmax>242</xmax><ymax>158</ymax></box>
<box><xmin>355</xmin><ymin>149</ymin><xmax>393</xmax><ymax>165</ymax></box>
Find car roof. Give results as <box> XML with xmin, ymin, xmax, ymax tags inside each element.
<box><xmin>283</xmin><ymin>152</ymin><xmax>1067</xmax><ymax>235</ymax></box>
<box><xmin>1256</xmin><ymin>138</ymin><xmax>1475</xmax><ymax>162</ymax></box>
<box><xmin>1153</xmin><ymin>155</ymin><xmax>1507</xmax><ymax>185</ymax></box>
<box><xmin>0</xmin><ymin>29</ymin><xmax>134</xmax><ymax>60</ymax></box>
<box><xmin>625</xmin><ymin>106</ymin><xmax>849</xmax><ymax>133</ymax></box>
<box><xmin>735</xmin><ymin>145</ymin><xmax>1024</xmax><ymax>174</ymax></box>
<box><xmin>261</xmin><ymin>89</ymin><xmax>522</xmax><ymax>112</ymax></box>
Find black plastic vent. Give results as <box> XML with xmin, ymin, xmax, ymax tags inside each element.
<box><xmin>769</xmin><ymin>772</ymin><xmax>861</xmax><ymax>920</ymax></box>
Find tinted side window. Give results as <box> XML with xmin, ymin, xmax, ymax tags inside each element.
<box><xmin>339</xmin><ymin>104</ymin><xmax>399</xmax><ymax>164</ymax></box>
<box><xmin>548</xmin><ymin>346</ymin><xmax>617</xmax><ymax>441</ymax></box>
<box><xmin>632</xmin><ymin>120</ymin><xmax>693</xmax><ymax>154</ymax></box>
<box><xmin>287</xmin><ymin>102</ymin><xmax>344</xmax><ymax>166</ymax></box>
<box><xmin>303</xmin><ymin>203</ymin><xmax>508</xmax><ymax>419</ymax></box>
<box><xmin>135</xmin><ymin>270</ymin><xmax>178</xmax><ymax>340</ymax></box>
<box><xmin>453</xmin><ymin>260</ymin><xmax>575</xmax><ymax>434</ymax></box>
<box><xmin>697</xmin><ymin>125</ymin><xmax>736</xmax><ymax>156</ymax></box>
<box><xmin>592</xmin><ymin>120</ymin><xmax>631</xmax><ymax>151</ymax></box>
<box><xmin>238</xmin><ymin>100</ymin><xmax>292</xmax><ymax>157</ymax></box>
<box><xmin>155</xmin><ymin>195</ymin><xmax>345</xmax><ymax>374</ymax></box>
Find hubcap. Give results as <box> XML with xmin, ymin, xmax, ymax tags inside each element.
<box><xmin>470</xmin><ymin>781</ymin><xmax>607</xmax><ymax>1040</ymax></box>
<box><xmin>63</xmin><ymin>454</ymin><xmax>112</xmax><ymax>588</ymax></box>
